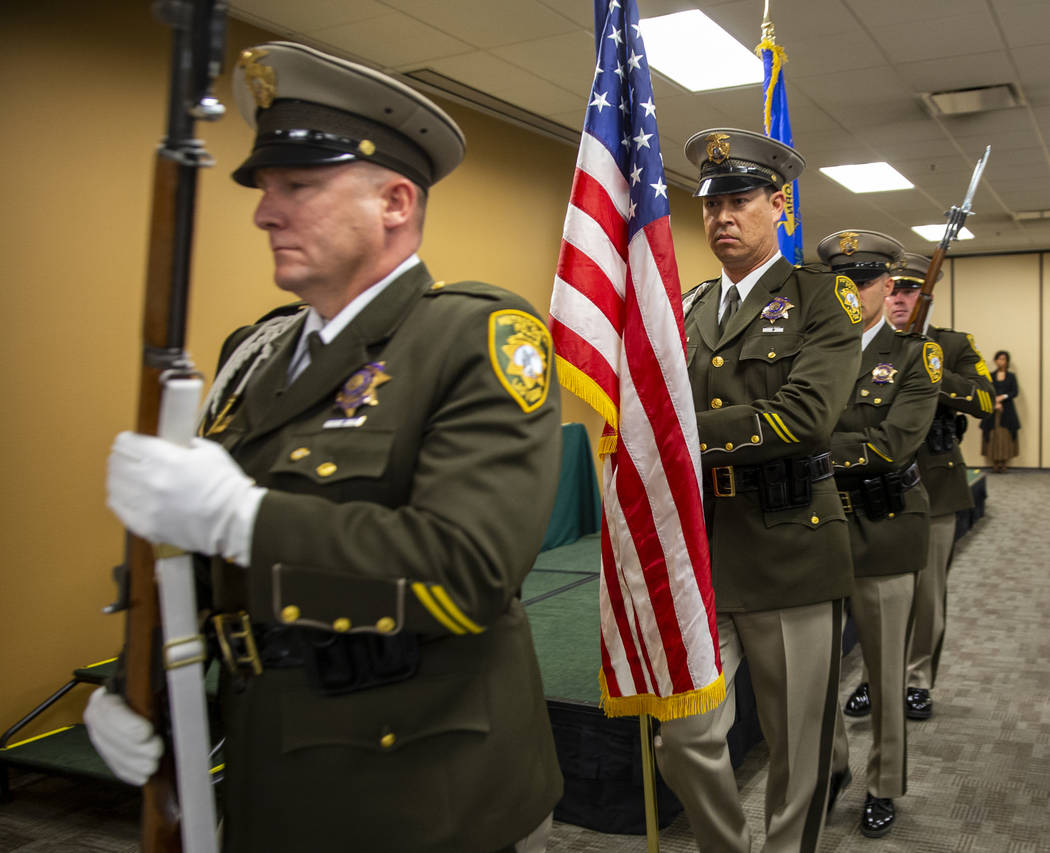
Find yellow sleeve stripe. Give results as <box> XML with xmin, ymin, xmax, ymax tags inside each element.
<box><xmin>866</xmin><ymin>442</ymin><xmax>894</xmax><ymax>462</ymax></box>
<box><xmin>979</xmin><ymin>389</ymin><xmax>993</xmax><ymax>413</ymax></box>
<box><xmin>762</xmin><ymin>412</ymin><xmax>790</xmax><ymax>443</ymax></box>
<box><xmin>430</xmin><ymin>586</ymin><xmax>484</xmax><ymax>634</ymax></box>
<box><xmin>411</xmin><ymin>583</ymin><xmax>466</xmax><ymax>634</ymax></box>
<box><xmin>767</xmin><ymin>412</ymin><xmax>799</xmax><ymax>443</ymax></box>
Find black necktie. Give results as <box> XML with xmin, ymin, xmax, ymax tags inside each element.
<box><xmin>719</xmin><ymin>284</ymin><xmax>740</xmax><ymax>334</ymax></box>
<box><xmin>306</xmin><ymin>330</ymin><xmax>325</xmax><ymax>362</ymax></box>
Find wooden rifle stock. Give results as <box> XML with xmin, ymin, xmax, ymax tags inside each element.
<box><xmin>117</xmin><ymin>3</ymin><xmax>227</xmax><ymax>849</ymax></box>
<box><xmin>904</xmin><ymin>246</ymin><xmax>946</xmax><ymax>334</ymax></box>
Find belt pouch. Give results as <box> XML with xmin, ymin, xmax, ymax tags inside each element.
<box><xmin>299</xmin><ymin>629</ymin><xmax>420</xmax><ymax>697</ymax></box>
<box><xmin>860</xmin><ymin>476</ymin><xmax>889</xmax><ymax>520</ymax></box>
<box><xmin>883</xmin><ymin>471</ymin><xmax>905</xmax><ymax>514</ymax></box>
<box><xmin>787</xmin><ymin>458</ymin><xmax>812</xmax><ymax>508</ymax></box>
<box><xmin>758</xmin><ymin>460</ymin><xmax>789</xmax><ymax>511</ymax></box>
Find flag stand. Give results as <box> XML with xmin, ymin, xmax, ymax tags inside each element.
<box><xmin>639</xmin><ymin>713</ymin><xmax>660</xmax><ymax>852</ymax></box>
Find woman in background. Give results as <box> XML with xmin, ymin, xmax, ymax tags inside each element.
<box><xmin>981</xmin><ymin>350</ymin><xmax>1021</xmax><ymax>473</ymax></box>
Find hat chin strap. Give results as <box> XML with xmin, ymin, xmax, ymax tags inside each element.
<box><xmin>694</xmin><ymin>173</ymin><xmax>775</xmax><ymax>198</ymax></box>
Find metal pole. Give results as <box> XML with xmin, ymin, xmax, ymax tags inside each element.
<box><xmin>639</xmin><ymin>713</ymin><xmax>661</xmax><ymax>853</ymax></box>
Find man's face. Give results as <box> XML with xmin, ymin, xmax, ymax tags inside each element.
<box><xmin>885</xmin><ymin>285</ymin><xmax>921</xmax><ymax>328</ymax></box>
<box><xmin>252</xmin><ymin>162</ymin><xmax>388</xmax><ymax>301</ymax></box>
<box><xmin>857</xmin><ymin>273</ymin><xmax>893</xmax><ymax>329</ymax></box>
<box><xmin>702</xmin><ymin>187</ymin><xmax>784</xmax><ymax>279</ymax></box>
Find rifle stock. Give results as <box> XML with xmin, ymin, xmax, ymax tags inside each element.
<box><xmin>116</xmin><ymin>4</ymin><xmax>227</xmax><ymax>850</ymax></box>
<box><xmin>904</xmin><ymin>245</ymin><xmax>945</xmax><ymax>334</ymax></box>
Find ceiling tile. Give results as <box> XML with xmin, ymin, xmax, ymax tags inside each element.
<box><xmin>230</xmin><ymin>0</ymin><xmax>388</xmax><ymax>31</ymax></box>
<box><xmin>994</xmin><ymin>0</ymin><xmax>1050</xmax><ymax>48</ymax></box>
<box><xmin>895</xmin><ymin>51</ymin><xmax>1015</xmax><ymax>94</ymax></box>
<box><xmin>869</xmin><ymin>11</ymin><xmax>1003</xmax><ymax>64</ymax></box>
<box><xmin>424</xmin><ymin>51</ymin><xmax>549</xmax><ymax>95</ymax></box>
<box><xmin>489</xmin><ymin>31</ymin><xmax>599</xmax><ymax>92</ymax></box>
<box><xmin>381</xmin><ymin>0</ymin><xmax>581</xmax><ymax>47</ymax></box>
<box><xmin>846</xmin><ymin>0</ymin><xmax>988</xmax><ymax>28</ymax></box>
<box><xmin>312</xmin><ymin>12</ymin><xmax>473</xmax><ymax>68</ymax></box>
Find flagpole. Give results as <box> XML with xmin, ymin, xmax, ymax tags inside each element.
<box><xmin>639</xmin><ymin>713</ymin><xmax>660</xmax><ymax>852</ymax></box>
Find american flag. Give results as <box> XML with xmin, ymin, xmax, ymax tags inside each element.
<box><xmin>549</xmin><ymin>0</ymin><xmax>723</xmax><ymax>720</ymax></box>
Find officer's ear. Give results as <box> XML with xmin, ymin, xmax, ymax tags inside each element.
<box><xmin>768</xmin><ymin>188</ymin><xmax>786</xmax><ymax>219</ymax></box>
<box><xmin>380</xmin><ymin>175</ymin><xmax>421</xmax><ymax>231</ymax></box>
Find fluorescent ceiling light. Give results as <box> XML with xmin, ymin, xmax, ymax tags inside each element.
<box><xmin>912</xmin><ymin>224</ymin><xmax>975</xmax><ymax>241</ymax></box>
<box><xmin>819</xmin><ymin>163</ymin><xmax>914</xmax><ymax>193</ymax></box>
<box><xmin>638</xmin><ymin>11</ymin><xmax>762</xmax><ymax>92</ymax></box>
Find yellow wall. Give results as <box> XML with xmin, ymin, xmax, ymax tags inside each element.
<box><xmin>1</xmin><ymin>0</ymin><xmax>715</xmax><ymax>734</ymax></box>
<box><xmin>950</xmin><ymin>254</ymin><xmax>1044</xmax><ymax>469</ymax></box>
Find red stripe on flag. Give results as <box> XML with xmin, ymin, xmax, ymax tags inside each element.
<box><xmin>548</xmin><ymin>317</ymin><xmax>620</xmax><ymax>406</ymax></box>
<box><xmin>569</xmin><ymin>168</ymin><xmax>629</xmax><ymax>260</ymax></box>
<box><xmin>614</xmin><ymin>446</ymin><xmax>694</xmax><ymax>693</ymax></box>
<box><xmin>555</xmin><ymin>242</ymin><xmax>625</xmax><ymax>331</ymax></box>
<box><xmin>600</xmin><ymin>515</ymin><xmax>648</xmax><ymax>695</ymax></box>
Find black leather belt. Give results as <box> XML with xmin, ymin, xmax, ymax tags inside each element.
<box><xmin>212</xmin><ymin>615</ymin><xmax>419</xmax><ymax>696</ymax></box>
<box><xmin>836</xmin><ymin>461</ymin><xmax>920</xmax><ymax>518</ymax></box>
<box><xmin>709</xmin><ymin>452</ymin><xmax>833</xmax><ymax>511</ymax></box>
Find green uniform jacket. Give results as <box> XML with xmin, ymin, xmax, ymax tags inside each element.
<box><xmin>202</xmin><ymin>261</ymin><xmax>563</xmax><ymax>853</ymax></box>
<box><xmin>684</xmin><ymin>257</ymin><xmax>862</xmax><ymax>611</ymax></box>
<box><xmin>916</xmin><ymin>327</ymin><xmax>995</xmax><ymax>517</ymax></box>
<box><xmin>831</xmin><ymin>323</ymin><xmax>942</xmax><ymax>577</ymax></box>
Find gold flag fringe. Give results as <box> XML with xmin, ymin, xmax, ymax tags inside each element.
<box><xmin>555</xmin><ymin>355</ymin><xmax>619</xmax><ymax>430</ymax></box>
<box><xmin>599</xmin><ymin>668</ymin><xmax>727</xmax><ymax>721</ymax></box>
<box><xmin>754</xmin><ymin>39</ymin><xmax>787</xmax><ymax>137</ymax></box>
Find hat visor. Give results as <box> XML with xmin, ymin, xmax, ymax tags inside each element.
<box><xmin>694</xmin><ymin>173</ymin><xmax>775</xmax><ymax>198</ymax></box>
<box><xmin>840</xmin><ymin>267</ymin><xmax>889</xmax><ymax>285</ymax></box>
<box><xmin>891</xmin><ymin>278</ymin><xmax>923</xmax><ymax>290</ymax></box>
<box><xmin>231</xmin><ymin>144</ymin><xmax>358</xmax><ymax>187</ymax></box>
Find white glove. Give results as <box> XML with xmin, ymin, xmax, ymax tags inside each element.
<box><xmin>83</xmin><ymin>687</ymin><xmax>164</xmax><ymax>786</ymax></box>
<box><xmin>106</xmin><ymin>432</ymin><xmax>266</xmax><ymax>566</ymax></box>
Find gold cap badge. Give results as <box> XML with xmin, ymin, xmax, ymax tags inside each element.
<box><xmin>706</xmin><ymin>133</ymin><xmax>731</xmax><ymax>164</ymax></box>
<box><xmin>839</xmin><ymin>232</ymin><xmax>860</xmax><ymax>256</ymax></box>
<box><xmin>238</xmin><ymin>48</ymin><xmax>277</xmax><ymax>109</ymax></box>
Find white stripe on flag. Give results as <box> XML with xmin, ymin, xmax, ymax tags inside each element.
<box><xmin>549</xmin><ymin>276</ymin><xmax>622</xmax><ymax>372</ymax></box>
<box><xmin>561</xmin><ymin>204</ymin><xmax>627</xmax><ymax>299</ymax></box>
<box><xmin>576</xmin><ymin>132</ymin><xmax>631</xmax><ymax>219</ymax></box>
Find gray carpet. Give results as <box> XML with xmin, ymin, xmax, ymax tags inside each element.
<box><xmin>2</xmin><ymin>471</ymin><xmax>1047</xmax><ymax>851</ymax></box>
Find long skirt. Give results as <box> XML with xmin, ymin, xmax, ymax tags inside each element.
<box><xmin>982</xmin><ymin>412</ymin><xmax>1018</xmax><ymax>467</ymax></box>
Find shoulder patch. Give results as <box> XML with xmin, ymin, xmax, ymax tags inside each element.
<box><xmin>488</xmin><ymin>310</ymin><xmax>552</xmax><ymax>413</ymax></box>
<box><xmin>834</xmin><ymin>275</ymin><xmax>863</xmax><ymax>325</ymax></box>
<box><xmin>966</xmin><ymin>333</ymin><xmax>992</xmax><ymax>380</ymax></box>
<box><xmin>923</xmin><ymin>341</ymin><xmax>944</xmax><ymax>384</ymax></box>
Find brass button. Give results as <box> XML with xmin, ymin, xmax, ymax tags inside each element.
<box><xmin>316</xmin><ymin>462</ymin><xmax>338</xmax><ymax>477</ymax></box>
<box><xmin>281</xmin><ymin>605</ymin><xmax>300</xmax><ymax>624</ymax></box>
<box><xmin>949</xmin><ymin>392</ymin><xmax>958</xmax><ymax>398</ymax></box>
<box><xmin>965</xmin><ymin>395</ymin><xmax>973</xmax><ymax>401</ymax></box>
<box><xmin>888</xmin><ymin>512</ymin><xmax>896</xmax><ymax>519</ymax></box>
<box><xmin>711</xmin><ymin>397</ymin><xmax>723</xmax><ymax>409</ymax></box>
<box><xmin>767</xmin><ymin>351</ymin><xmax>776</xmax><ymax>359</ymax></box>
<box><xmin>358</xmin><ymin>139</ymin><xmax>376</xmax><ymax>155</ymax></box>
<box><xmin>699</xmin><ymin>442</ymin><xmax>708</xmax><ymax>451</ymax></box>
<box><xmin>844</xmin><ymin>461</ymin><xmax>851</xmax><ymax>468</ymax></box>
<box><xmin>289</xmin><ymin>447</ymin><xmax>310</xmax><ymax>461</ymax></box>
<box><xmin>333</xmin><ymin>617</ymin><xmax>351</xmax><ymax>633</ymax></box>
<box><xmin>376</xmin><ymin>617</ymin><xmax>396</xmax><ymax>633</ymax></box>
<box><xmin>860</xmin><ymin>389</ymin><xmax>870</xmax><ymax>397</ymax></box>
<box><xmin>858</xmin><ymin>457</ymin><xmax>866</xmax><ymax>464</ymax></box>
<box><xmin>380</xmin><ymin>732</ymin><xmax>396</xmax><ymax>749</ymax></box>
<box><xmin>874</xmin><ymin>397</ymin><xmax>882</xmax><ymax>404</ymax></box>
<box><xmin>810</xmin><ymin>515</ymin><xmax>820</xmax><ymax>525</ymax></box>
<box><xmin>750</xmin><ymin>434</ymin><xmax>760</xmax><ymax>444</ymax></box>
<box><xmin>724</xmin><ymin>442</ymin><xmax>734</xmax><ymax>451</ymax></box>
<box><xmin>712</xmin><ymin>356</ymin><xmax>725</xmax><ymax>368</ymax></box>
<box><xmin>947</xmin><ymin>461</ymin><xmax>955</xmax><ymax>468</ymax></box>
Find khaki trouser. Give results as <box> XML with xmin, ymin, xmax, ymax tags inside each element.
<box><xmin>907</xmin><ymin>513</ymin><xmax>957</xmax><ymax>689</ymax></box>
<box><xmin>655</xmin><ymin>602</ymin><xmax>842</xmax><ymax>853</ymax></box>
<box><xmin>832</xmin><ymin>573</ymin><xmax>916</xmax><ymax>798</ymax></box>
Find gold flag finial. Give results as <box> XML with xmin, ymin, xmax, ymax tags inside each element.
<box><xmin>761</xmin><ymin>0</ymin><xmax>776</xmax><ymax>43</ymax></box>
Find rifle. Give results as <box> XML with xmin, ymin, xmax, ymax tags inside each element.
<box><xmin>905</xmin><ymin>145</ymin><xmax>990</xmax><ymax>333</ymax></box>
<box><xmin>105</xmin><ymin>2</ymin><xmax>227</xmax><ymax>850</ymax></box>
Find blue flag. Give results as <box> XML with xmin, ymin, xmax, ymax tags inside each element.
<box><xmin>757</xmin><ymin>34</ymin><xmax>803</xmax><ymax>265</ymax></box>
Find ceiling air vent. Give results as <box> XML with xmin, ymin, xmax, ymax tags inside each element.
<box><xmin>919</xmin><ymin>83</ymin><xmax>1024</xmax><ymax>117</ymax></box>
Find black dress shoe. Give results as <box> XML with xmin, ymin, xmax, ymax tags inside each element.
<box><xmin>844</xmin><ymin>682</ymin><xmax>871</xmax><ymax>717</ymax></box>
<box><xmin>905</xmin><ymin>686</ymin><xmax>932</xmax><ymax>720</ymax></box>
<box><xmin>860</xmin><ymin>793</ymin><xmax>895</xmax><ymax>838</ymax></box>
<box><xmin>826</xmin><ymin>767</ymin><xmax>852</xmax><ymax>814</ymax></box>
